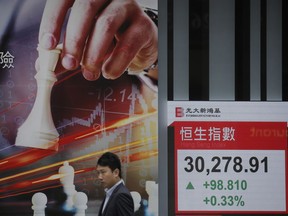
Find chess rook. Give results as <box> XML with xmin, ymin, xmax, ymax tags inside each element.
<box><xmin>74</xmin><ymin>192</ymin><xmax>88</xmax><ymax>216</ymax></box>
<box><xmin>15</xmin><ymin>45</ymin><xmax>61</xmax><ymax>150</ymax></box>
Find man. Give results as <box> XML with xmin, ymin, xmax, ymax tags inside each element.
<box><xmin>96</xmin><ymin>152</ymin><xmax>134</xmax><ymax>216</ymax></box>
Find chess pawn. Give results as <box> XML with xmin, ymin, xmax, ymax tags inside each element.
<box><xmin>73</xmin><ymin>192</ymin><xmax>88</xmax><ymax>216</ymax></box>
<box><xmin>59</xmin><ymin>161</ymin><xmax>77</xmax><ymax>209</ymax></box>
<box><xmin>15</xmin><ymin>45</ymin><xmax>61</xmax><ymax>150</ymax></box>
<box><xmin>32</xmin><ymin>192</ymin><xmax>47</xmax><ymax>216</ymax></box>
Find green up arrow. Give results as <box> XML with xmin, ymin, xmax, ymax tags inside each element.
<box><xmin>186</xmin><ymin>182</ymin><xmax>194</xmax><ymax>190</ymax></box>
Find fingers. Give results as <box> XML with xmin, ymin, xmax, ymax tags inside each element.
<box><xmin>38</xmin><ymin>0</ymin><xmax>73</xmax><ymax>75</ymax></box>
<box><xmin>39</xmin><ymin>0</ymin><xmax>109</xmax><ymax>71</ymax></box>
<box><xmin>39</xmin><ymin>0</ymin><xmax>73</xmax><ymax>49</ymax></box>
<box><xmin>81</xmin><ymin>1</ymin><xmax>158</xmax><ymax>80</ymax></box>
<box><xmin>125</xmin><ymin>18</ymin><xmax>158</xmax><ymax>72</ymax></box>
<box><xmin>103</xmin><ymin>11</ymin><xmax>158</xmax><ymax>78</ymax></box>
<box><xmin>38</xmin><ymin>0</ymin><xmax>158</xmax><ymax>81</ymax></box>
<box><xmin>62</xmin><ymin>0</ymin><xmax>108</xmax><ymax>70</ymax></box>
<box><xmin>81</xmin><ymin>2</ymin><xmax>128</xmax><ymax>80</ymax></box>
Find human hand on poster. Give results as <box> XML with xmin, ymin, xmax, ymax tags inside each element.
<box><xmin>37</xmin><ymin>0</ymin><xmax>158</xmax><ymax>81</ymax></box>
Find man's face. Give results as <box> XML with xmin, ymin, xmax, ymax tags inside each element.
<box><xmin>96</xmin><ymin>165</ymin><xmax>119</xmax><ymax>189</ymax></box>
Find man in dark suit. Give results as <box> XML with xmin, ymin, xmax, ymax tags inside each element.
<box><xmin>96</xmin><ymin>152</ymin><xmax>134</xmax><ymax>216</ymax></box>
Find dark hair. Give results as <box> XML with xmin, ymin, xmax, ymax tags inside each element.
<box><xmin>97</xmin><ymin>152</ymin><xmax>122</xmax><ymax>178</ymax></box>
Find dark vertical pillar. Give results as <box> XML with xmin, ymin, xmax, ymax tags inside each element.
<box><xmin>260</xmin><ymin>0</ymin><xmax>267</xmax><ymax>101</ymax></box>
<box><xmin>167</xmin><ymin>0</ymin><xmax>174</xmax><ymax>100</ymax></box>
<box><xmin>167</xmin><ymin>126</ymin><xmax>175</xmax><ymax>215</ymax></box>
<box><xmin>235</xmin><ymin>0</ymin><xmax>250</xmax><ymax>101</ymax></box>
<box><xmin>189</xmin><ymin>0</ymin><xmax>210</xmax><ymax>101</ymax></box>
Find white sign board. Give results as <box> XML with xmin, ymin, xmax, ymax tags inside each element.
<box><xmin>168</xmin><ymin>101</ymin><xmax>288</xmax><ymax>214</ymax></box>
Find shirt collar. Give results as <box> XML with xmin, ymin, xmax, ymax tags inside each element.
<box><xmin>104</xmin><ymin>179</ymin><xmax>124</xmax><ymax>197</ymax></box>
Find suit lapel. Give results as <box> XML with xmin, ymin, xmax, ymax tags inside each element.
<box><xmin>102</xmin><ymin>183</ymin><xmax>123</xmax><ymax>216</ymax></box>
<box><xmin>98</xmin><ymin>195</ymin><xmax>106</xmax><ymax>216</ymax></box>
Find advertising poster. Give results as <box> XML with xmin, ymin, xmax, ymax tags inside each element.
<box><xmin>168</xmin><ymin>101</ymin><xmax>288</xmax><ymax>215</ymax></box>
<box><xmin>0</xmin><ymin>1</ymin><xmax>158</xmax><ymax>215</ymax></box>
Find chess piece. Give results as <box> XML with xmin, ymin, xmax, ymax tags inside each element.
<box><xmin>59</xmin><ymin>161</ymin><xmax>77</xmax><ymax>209</ymax></box>
<box><xmin>15</xmin><ymin>45</ymin><xmax>61</xmax><ymax>150</ymax></box>
<box><xmin>32</xmin><ymin>192</ymin><xmax>47</xmax><ymax>216</ymax></box>
<box><xmin>146</xmin><ymin>181</ymin><xmax>158</xmax><ymax>216</ymax></box>
<box><xmin>131</xmin><ymin>191</ymin><xmax>141</xmax><ymax>212</ymax></box>
<box><xmin>73</xmin><ymin>192</ymin><xmax>88</xmax><ymax>216</ymax></box>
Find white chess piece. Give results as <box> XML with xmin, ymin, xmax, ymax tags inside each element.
<box><xmin>73</xmin><ymin>192</ymin><xmax>88</xmax><ymax>216</ymax></box>
<box><xmin>130</xmin><ymin>191</ymin><xmax>141</xmax><ymax>212</ymax></box>
<box><xmin>59</xmin><ymin>161</ymin><xmax>77</xmax><ymax>209</ymax></box>
<box><xmin>32</xmin><ymin>192</ymin><xmax>47</xmax><ymax>216</ymax></box>
<box><xmin>146</xmin><ymin>181</ymin><xmax>158</xmax><ymax>216</ymax></box>
<box><xmin>15</xmin><ymin>45</ymin><xmax>61</xmax><ymax>150</ymax></box>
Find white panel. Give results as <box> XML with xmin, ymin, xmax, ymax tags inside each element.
<box><xmin>267</xmin><ymin>0</ymin><xmax>282</xmax><ymax>101</ymax></box>
<box><xmin>173</xmin><ymin>0</ymin><xmax>189</xmax><ymax>100</ymax></box>
<box><xmin>209</xmin><ymin>0</ymin><xmax>235</xmax><ymax>100</ymax></box>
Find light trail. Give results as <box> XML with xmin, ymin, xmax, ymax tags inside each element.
<box><xmin>75</xmin><ymin>111</ymin><xmax>157</xmax><ymax>140</ymax></box>
<box><xmin>0</xmin><ymin>135</ymin><xmax>157</xmax><ymax>183</ymax></box>
<box><xmin>32</xmin><ymin>169</ymin><xmax>85</xmax><ymax>184</ymax></box>
<box><xmin>0</xmin><ymin>145</ymin><xmax>14</xmax><ymax>152</ymax></box>
<box><xmin>0</xmin><ymin>148</ymin><xmax>158</xmax><ymax>199</ymax></box>
<box><xmin>0</xmin><ymin>184</ymin><xmax>61</xmax><ymax>199</ymax></box>
<box><xmin>0</xmin><ymin>111</ymin><xmax>157</xmax><ymax>171</ymax></box>
<box><xmin>0</xmin><ymin>161</ymin><xmax>8</xmax><ymax>165</ymax></box>
<box><xmin>0</xmin><ymin>149</ymin><xmax>55</xmax><ymax>171</ymax></box>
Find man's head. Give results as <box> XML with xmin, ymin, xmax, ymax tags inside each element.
<box><xmin>96</xmin><ymin>152</ymin><xmax>122</xmax><ymax>189</ymax></box>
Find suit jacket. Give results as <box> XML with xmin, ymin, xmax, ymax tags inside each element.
<box><xmin>98</xmin><ymin>182</ymin><xmax>134</xmax><ymax>216</ymax></box>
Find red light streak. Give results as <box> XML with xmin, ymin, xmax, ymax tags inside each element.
<box><xmin>0</xmin><ymin>135</ymin><xmax>157</xmax><ymax>183</ymax></box>
<box><xmin>0</xmin><ymin>161</ymin><xmax>8</xmax><ymax>165</ymax></box>
<box><xmin>0</xmin><ymin>149</ymin><xmax>55</xmax><ymax>171</ymax></box>
<box><xmin>0</xmin><ymin>111</ymin><xmax>157</xmax><ymax>172</ymax></box>
<box><xmin>0</xmin><ymin>145</ymin><xmax>157</xmax><ymax>199</ymax></box>
<box><xmin>75</xmin><ymin>112</ymin><xmax>157</xmax><ymax>140</ymax></box>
